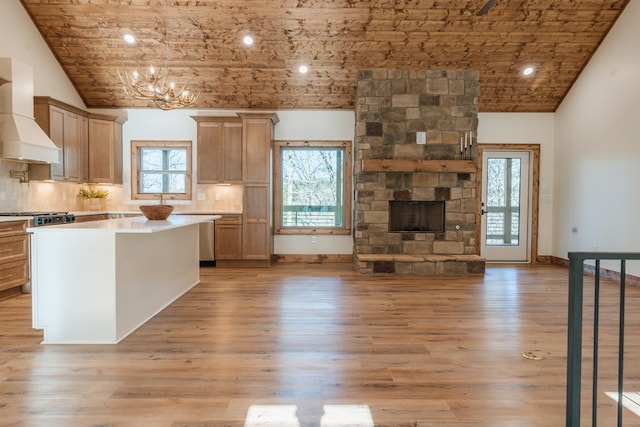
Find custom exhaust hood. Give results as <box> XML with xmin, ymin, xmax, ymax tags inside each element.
<box><xmin>0</xmin><ymin>57</ymin><xmax>59</xmax><ymax>164</ymax></box>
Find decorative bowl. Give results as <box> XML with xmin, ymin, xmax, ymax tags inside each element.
<box><xmin>139</xmin><ymin>204</ymin><xmax>174</xmax><ymax>220</ymax></box>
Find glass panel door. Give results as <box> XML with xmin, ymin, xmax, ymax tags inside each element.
<box><xmin>481</xmin><ymin>150</ymin><xmax>530</xmax><ymax>262</ymax></box>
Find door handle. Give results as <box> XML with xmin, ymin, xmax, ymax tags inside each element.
<box><xmin>481</xmin><ymin>202</ymin><xmax>486</xmax><ymax>215</ymax></box>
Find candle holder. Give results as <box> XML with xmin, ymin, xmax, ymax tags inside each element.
<box><xmin>460</xmin><ymin>130</ymin><xmax>474</xmax><ymax>160</ymax></box>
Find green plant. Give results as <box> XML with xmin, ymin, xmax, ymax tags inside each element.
<box><xmin>78</xmin><ymin>187</ymin><xmax>110</xmax><ymax>199</ymax></box>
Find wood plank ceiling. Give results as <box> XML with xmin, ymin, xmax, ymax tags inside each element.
<box><xmin>19</xmin><ymin>0</ymin><xmax>629</xmax><ymax>112</ymax></box>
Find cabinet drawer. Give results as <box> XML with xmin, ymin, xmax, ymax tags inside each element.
<box><xmin>0</xmin><ymin>259</ymin><xmax>29</xmax><ymax>291</ymax></box>
<box><xmin>0</xmin><ymin>220</ymin><xmax>28</xmax><ymax>237</ymax></box>
<box><xmin>215</xmin><ymin>214</ymin><xmax>242</xmax><ymax>225</ymax></box>
<box><xmin>0</xmin><ymin>234</ymin><xmax>29</xmax><ymax>264</ymax></box>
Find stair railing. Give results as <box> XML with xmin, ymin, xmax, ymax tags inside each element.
<box><xmin>566</xmin><ymin>251</ymin><xmax>640</xmax><ymax>427</ymax></box>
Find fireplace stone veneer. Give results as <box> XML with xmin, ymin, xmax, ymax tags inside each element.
<box><xmin>354</xmin><ymin>69</ymin><xmax>485</xmax><ymax>275</ymax></box>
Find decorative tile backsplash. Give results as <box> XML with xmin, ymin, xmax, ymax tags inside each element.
<box><xmin>0</xmin><ymin>160</ymin><xmax>243</xmax><ymax>213</ymax></box>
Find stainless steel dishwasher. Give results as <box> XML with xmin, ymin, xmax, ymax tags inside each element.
<box><xmin>199</xmin><ymin>220</ymin><xmax>215</xmax><ymax>266</ymax></box>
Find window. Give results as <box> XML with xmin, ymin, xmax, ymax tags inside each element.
<box><xmin>131</xmin><ymin>140</ymin><xmax>192</xmax><ymax>200</ymax></box>
<box><xmin>274</xmin><ymin>140</ymin><xmax>351</xmax><ymax>234</ymax></box>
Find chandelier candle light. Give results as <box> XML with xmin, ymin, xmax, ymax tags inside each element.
<box><xmin>117</xmin><ymin>0</ymin><xmax>199</xmax><ymax>110</ymax></box>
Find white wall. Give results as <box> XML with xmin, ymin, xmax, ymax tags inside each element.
<box><xmin>273</xmin><ymin>110</ymin><xmax>355</xmax><ymax>255</ymax></box>
<box><xmin>555</xmin><ymin>0</ymin><xmax>640</xmax><ymax>275</ymax></box>
<box><xmin>477</xmin><ymin>113</ymin><xmax>555</xmax><ymax>256</ymax></box>
<box><xmin>0</xmin><ymin>0</ymin><xmax>85</xmax><ymax>109</ymax></box>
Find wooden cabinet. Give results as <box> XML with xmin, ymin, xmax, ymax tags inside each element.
<box><xmin>192</xmin><ymin>116</ymin><xmax>243</xmax><ymax>183</ymax></box>
<box><xmin>214</xmin><ymin>215</ymin><xmax>242</xmax><ymax>260</ymax></box>
<box><xmin>238</xmin><ymin>113</ymin><xmax>278</xmax><ymax>262</ymax></box>
<box><xmin>193</xmin><ymin>113</ymin><xmax>278</xmax><ymax>264</ymax></box>
<box><xmin>88</xmin><ymin>114</ymin><xmax>123</xmax><ymax>184</ymax></box>
<box><xmin>30</xmin><ymin>97</ymin><xmax>87</xmax><ymax>182</ymax></box>
<box><xmin>74</xmin><ymin>214</ymin><xmax>109</xmax><ymax>223</ymax></box>
<box><xmin>0</xmin><ymin>221</ymin><xmax>29</xmax><ymax>293</ymax></box>
<box><xmin>29</xmin><ymin>98</ymin><xmax>123</xmax><ymax>184</ymax></box>
<box><xmin>238</xmin><ymin>113</ymin><xmax>278</xmax><ymax>183</ymax></box>
<box><xmin>243</xmin><ymin>184</ymin><xmax>271</xmax><ymax>260</ymax></box>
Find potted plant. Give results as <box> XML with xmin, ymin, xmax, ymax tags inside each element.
<box><xmin>78</xmin><ymin>186</ymin><xmax>110</xmax><ymax>211</ymax></box>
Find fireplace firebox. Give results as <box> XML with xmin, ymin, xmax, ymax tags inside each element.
<box><xmin>389</xmin><ymin>201</ymin><xmax>445</xmax><ymax>233</ymax></box>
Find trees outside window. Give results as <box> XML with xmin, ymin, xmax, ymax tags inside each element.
<box><xmin>274</xmin><ymin>141</ymin><xmax>351</xmax><ymax>235</ymax></box>
<box><xmin>131</xmin><ymin>140</ymin><xmax>192</xmax><ymax>200</ymax></box>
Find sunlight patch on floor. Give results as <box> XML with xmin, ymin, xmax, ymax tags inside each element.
<box><xmin>605</xmin><ymin>391</ymin><xmax>640</xmax><ymax>417</ymax></box>
<box><xmin>244</xmin><ymin>405</ymin><xmax>300</xmax><ymax>427</ymax></box>
<box><xmin>320</xmin><ymin>404</ymin><xmax>374</xmax><ymax>426</ymax></box>
<box><xmin>243</xmin><ymin>404</ymin><xmax>374</xmax><ymax>427</ymax></box>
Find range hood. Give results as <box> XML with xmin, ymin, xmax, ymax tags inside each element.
<box><xmin>0</xmin><ymin>57</ymin><xmax>59</xmax><ymax>164</ymax></box>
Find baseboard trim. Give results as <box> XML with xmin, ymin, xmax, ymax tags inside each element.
<box><xmin>272</xmin><ymin>254</ymin><xmax>353</xmax><ymax>264</ymax></box>
<box><xmin>536</xmin><ymin>255</ymin><xmax>554</xmax><ymax>264</ymax></box>
<box><xmin>550</xmin><ymin>256</ymin><xmax>640</xmax><ymax>286</ymax></box>
<box><xmin>215</xmin><ymin>260</ymin><xmax>272</xmax><ymax>268</ymax></box>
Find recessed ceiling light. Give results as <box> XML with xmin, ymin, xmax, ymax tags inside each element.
<box><xmin>123</xmin><ymin>34</ymin><xmax>136</xmax><ymax>44</ymax></box>
<box><xmin>298</xmin><ymin>64</ymin><xmax>309</xmax><ymax>74</ymax></box>
<box><xmin>522</xmin><ymin>66</ymin><xmax>536</xmax><ymax>77</ymax></box>
<box><xmin>242</xmin><ymin>35</ymin><xmax>254</xmax><ymax>46</ymax></box>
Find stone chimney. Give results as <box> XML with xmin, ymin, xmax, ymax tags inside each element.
<box><xmin>353</xmin><ymin>69</ymin><xmax>485</xmax><ymax>275</ymax></box>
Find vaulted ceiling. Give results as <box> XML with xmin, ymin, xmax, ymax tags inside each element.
<box><xmin>20</xmin><ymin>0</ymin><xmax>629</xmax><ymax>112</ymax></box>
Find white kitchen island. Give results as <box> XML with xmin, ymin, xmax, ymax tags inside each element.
<box><xmin>29</xmin><ymin>215</ymin><xmax>219</xmax><ymax>344</ymax></box>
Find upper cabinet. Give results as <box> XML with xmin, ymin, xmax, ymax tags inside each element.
<box><xmin>192</xmin><ymin>116</ymin><xmax>243</xmax><ymax>184</ymax></box>
<box><xmin>30</xmin><ymin>97</ymin><xmax>87</xmax><ymax>182</ymax></box>
<box><xmin>237</xmin><ymin>113</ymin><xmax>279</xmax><ymax>183</ymax></box>
<box><xmin>29</xmin><ymin>97</ymin><xmax>124</xmax><ymax>184</ymax></box>
<box><xmin>88</xmin><ymin>114</ymin><xmax>123</xmax><ymax>184</ymax></box>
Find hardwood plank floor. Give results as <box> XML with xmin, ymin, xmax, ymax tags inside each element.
<box><xmin>1</xmin><ymin>263</ymin><xmax>639</xmax><ymax>426</ymax></box>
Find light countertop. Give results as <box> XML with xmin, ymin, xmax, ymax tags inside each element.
<box><xmin>27</xmin><ymin>214</ymin><xmax>220</xmax><ymax>234</ymax></box>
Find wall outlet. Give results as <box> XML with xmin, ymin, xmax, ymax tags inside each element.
<box><xmin>311</xmin><ymin>236</ymin><xmax>317</xmax><ymax>244</ymax></box>
<box><xmin>416</xmin><ymin>131</ymin><xmax>426</xmax><ymax>145</ymax></box>
<box><xmin>197</xmin><ymin>192</ymin><xmax>205</xmax><ymax>201</ymax></box>
<box><xmin>215</xmin><ymin>193</ymin><xmax>221</xmax><ymax>201</ymax></box>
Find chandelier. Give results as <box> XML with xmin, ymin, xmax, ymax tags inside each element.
<box><xmin>117</xmin><ymin>1</ymin><xmax>200</xmax><ymax>110</ymax></box>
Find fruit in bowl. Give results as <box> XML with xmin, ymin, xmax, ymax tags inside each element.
<box><xmin>139</xmin><ymin>204</ymin><xmax>174</xmax><ymax>220</ymax></box>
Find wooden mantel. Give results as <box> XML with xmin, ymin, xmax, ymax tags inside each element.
<box><xmin>361</xmin><ymin>159</ymin><xmax>476</xmax><ymax>173</ymax></box>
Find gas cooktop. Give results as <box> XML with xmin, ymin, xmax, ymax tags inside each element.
<box><xmin>0</xmin><ymin>212</ymin><xmax>76</xmax><ymax>226</ymax></box>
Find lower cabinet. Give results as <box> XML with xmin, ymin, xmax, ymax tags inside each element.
<box><xmin>74</xmin><ymin>214</ymin><xmax>110</xmax><ymax>223</ymax></box>
<box><xmin>0</xmin><ymin>221</ymin><xmax>29</xmax><ymax>293</ymax></box>
<box><xmin>214</xmin><ymin>215</ymin><xmax>242</xmax><ymax>260</ymax></box>
<box><xmin>243</xmin><ymin>184</ymin><xmax>271</xmax><ymax>261</ymax></box>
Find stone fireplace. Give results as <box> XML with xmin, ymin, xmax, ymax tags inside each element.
<box><xmin>354</xmin><ymin>69</ymin><xmax>486</xmax><ymax>275</ymax></box>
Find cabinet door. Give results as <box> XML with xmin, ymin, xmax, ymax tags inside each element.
<box><xmin>197</xmin><ymin>122</ymin><xmax>222</xmax><ymax>183</ymax></box>
<box><xmin>242</xmin><ymin>117</ymin><xmax>272</xmax><ymax>183</ymax></box>
<box><xmin>243</xmin><ymin>184</ymin><xmax>270</xmax><ymax>260</ymax></box>
<box><xmin>0</xmin><ymin>221</ymin><xmax>29</xmax><ymax>292</ymax></box>
<box><xmin>79</xmin><ymin>115</ymin><xmax>89</xmax><ymax>183</ymax></box>
<box><xmin>64</xmin><ymin>111</ymin><xmax>82</xmax><ymax>182</ymax></box>
<box><xmin>215</xmin><ymin>224</ymin><xmax>242</xmax><ymax>260</ymax></box>
<box><xmin>48</xmin><ymin>106</ymin><xmax>66</xmax><ymax>180</ymax></box>
<box><xmin>196</xmin><ymin>119</ymin><xmax>243</xmax><ymax>183</ymax></box>
<box><xmin>221</xmin><ymin>122</ymin><xmax>243</xmax><ymax>181</ymax></box>
<box><xmin>88</xmin><ymin>118</ymin><xmax>122</xmax><ymax>184</ymax></box>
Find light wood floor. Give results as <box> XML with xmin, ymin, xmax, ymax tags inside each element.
<box><xmin>1</xmin><ymin>263</ymin><xmax>640</xmax><ymax>426</ymax></box>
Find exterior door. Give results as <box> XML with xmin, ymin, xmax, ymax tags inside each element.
<box><xmin>481</xmin><ymin>150</ymin><xmax>531</xmax><ymax>262</ymax></box>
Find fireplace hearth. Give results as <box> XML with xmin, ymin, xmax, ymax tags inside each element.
<box><xmin>389</xmin><ymin>201</ymin><xmax>444</xmax><ymax>233</ymax></box>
